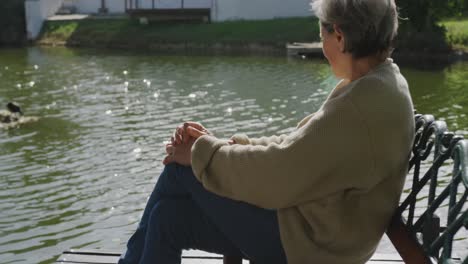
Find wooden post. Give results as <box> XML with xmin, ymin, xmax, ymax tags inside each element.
<box><xmin>223</xmin><ymin>256</ymin><xmax>242</xmax><ymax>264</ymax></box>
<box><xmin>99</xmin><ymin>0</ymin><xmax>108</xmax><ymax>13</ymax></box>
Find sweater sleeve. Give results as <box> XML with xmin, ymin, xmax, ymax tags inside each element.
<box><xmin>229</xmin><ymin>113</ymin><xmax>316</xmax><ymax>146</ymax></box>
<box><xmin>191</xmin><ymin>98</ymin><xmax>373</xmax><ymax>209</ymax></box>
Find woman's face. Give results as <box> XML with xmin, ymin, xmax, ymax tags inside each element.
<box><xmin>320</xmin><ymin>24</ymin><xmax>346</xmax><ymax>78</ymax></box>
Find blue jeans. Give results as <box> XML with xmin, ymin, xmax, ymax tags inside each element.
<box><xmin>118</xmin><ymin>164</ymin><xmax>287</xmax><ymax>264</ymax></box>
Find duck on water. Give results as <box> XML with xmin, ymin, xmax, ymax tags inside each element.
<box><xmin>0</xmin><ymin>102</ymin><xmax>38</xmax><ymax>129</ymax></box>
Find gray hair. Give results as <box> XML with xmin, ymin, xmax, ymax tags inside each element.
<box><xmin>311</xmin><ymin>0</ymin><xmax>398</xmax><ymax>58</ymax></box>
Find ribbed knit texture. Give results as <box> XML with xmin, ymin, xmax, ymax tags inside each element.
<box><xmin>191</xmin><ymin>59</ymin><xmax>415</xmax><ymax>264</ymax></box>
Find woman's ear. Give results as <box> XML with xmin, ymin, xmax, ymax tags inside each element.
<box><xmin>333</xmin><ymin>24</ymin><xmax>346</xmax><ymax>52</ymax></box>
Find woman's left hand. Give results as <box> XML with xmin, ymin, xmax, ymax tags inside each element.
<box><xmin>163</xmin><ymin>137</ymin><xmax>196</xmax><ymax>166</ymax></box>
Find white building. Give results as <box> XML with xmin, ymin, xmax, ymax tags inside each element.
<box><xmin>25</xmin><ymin>0</ymin><xmax>312</xmax><ymax>40</ymax></box>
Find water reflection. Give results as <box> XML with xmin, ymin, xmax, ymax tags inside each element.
<box><xmin>0</xmin><ymin>47</ymin><xmax>466</xmax><ymax>263</ymax></box>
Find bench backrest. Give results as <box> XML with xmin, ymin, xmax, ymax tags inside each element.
<box><xmin>386</xmin><ymin>114</ymin><xmax>468</xmax><ymax>264</ymax></box>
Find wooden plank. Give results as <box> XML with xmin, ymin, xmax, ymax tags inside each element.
<box><xmin>56</xmin><ymin>250</ymin><xmax>403</xmax><ymax>264</ymax></box>
<box><xmin>371</xmin><ymin>254</ymin><xmax>403</xmax><ymax>261</ymax></box>
<box><xmin>287</xmin><ymin>42</ymin><xmax>323</xmax><ymax>57</ymax></box>
<box><xmin>57</xmin><ymin>253</ymin><xmax>119</xmax><ymax>263</ymax></box>
<box><xmin>386</xmin><ymin>217</ymin><xmax>435</xmax><ymax>264</ymax></box>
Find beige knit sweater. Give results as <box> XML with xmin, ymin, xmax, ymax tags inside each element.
<box><xmin>191</xmin><ymin>59</ymin><xmax>415</xmax><ymax>264</ymax></box>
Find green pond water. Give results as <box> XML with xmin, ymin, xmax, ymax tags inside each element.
<box><xmin>0</xmin><ymin>47</ymin><xmax>467</xmax><ymax>263</ymax></box>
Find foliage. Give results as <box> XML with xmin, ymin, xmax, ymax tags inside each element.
<box><xmin>444</xmin><ymin>0</ymin><xmax>468</xmax><ymax>17</ymax></box>
<box><xmin>441</xmin><ymin>18</ymin><xmax>468</xmax><ymax>48</ymax></box>
<box><xmin>0</xmin><ymin>0</ymin><xmax>26</xmax><ymax>45</ymax></box>
<box><xmin>396</xmin><ymin>0</ymin><xmax>467</xmax><ymax>30</ymax></box>
<box><xmin>394</xmin><ymin>0</ymin><xmax>455</xmax><ymax>52</ymax></box>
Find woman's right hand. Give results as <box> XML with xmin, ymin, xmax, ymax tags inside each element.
<box><xmin>172</xmin><ymin>121</ymin><xmax>236</xmax><ymax>146</ymax></box>
<box><xmin>173</xmin><ymin>122</ymin><xmax>212</xmax><ymax>145</ymax></box>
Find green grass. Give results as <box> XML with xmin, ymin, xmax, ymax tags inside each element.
<box><xmin>441</xmin><ymin>18</ymin><xmax>468</xmax><ymax>50</ymax></box>
<box><xmin>40</xmin><ymin>16</ymin><xmax>468</xmax><ymax>53</ymax></box>
<box><xmin>39</xmin><ymin>17</ymin><xmax>320</xmax><ymax>47</ymax></box>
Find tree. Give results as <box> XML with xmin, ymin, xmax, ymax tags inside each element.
<box><xmin>395</xmin><ymin>0</ymin><xmax>453</xmax><ymax>52</ymax></box>
<box><xmin>0</xmin><ymin>0</ymin><xmax>26</xmax><ymax>45</ymax></box>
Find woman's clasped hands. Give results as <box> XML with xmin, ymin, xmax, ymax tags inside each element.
<box><xmin>162</xmin><ymin>122</ymin><xmax>212</xmax><ymax>166</ymax></box>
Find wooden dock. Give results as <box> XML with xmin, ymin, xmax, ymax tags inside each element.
<box><xmin>286</xmin><ymin>42</ymin><xmax>324</xmax><ymax>58</ymax></box>
<box><xmin>56</xmin><ymin>249</ymin><xmax>404</xmax><ymax>263</ymax></box>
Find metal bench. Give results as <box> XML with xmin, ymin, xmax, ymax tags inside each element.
<box><xmin>385</xmin><ymin>114</ymin><xmax>467</xmax><ymax>264</ymax></box>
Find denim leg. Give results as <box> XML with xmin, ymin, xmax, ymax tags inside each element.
<box><xmin>119</xmin><ymin>164</ymin><xmax>190</xmax><ymax>264</ymax></box>
<box><xmin>120</xmin><ymin>163</ymin><xmax>287</xmax><ymax>264</ymax></box>
<box><xmin>139</xmin><ymin>198</ymin><xmax>243</xmax><ymax>264</ymax></box>
<box><xmin>173</xmin><ymin>165</ymin><xmax>287</xmax><ymax>264</ymax></box>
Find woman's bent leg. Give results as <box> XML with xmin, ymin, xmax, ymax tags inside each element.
<box><xmin>119</xmin><ymin>164</ymin><xmax>190</xmax><ymax>264</ymax></box>
<box><xmin>172</xmin><ymin>165</ymin><xmax>287</xmax><ymax>264</ymax></box>
<box><xmin>139</xmin><ymin>198</ymin><xmax>243</xmax><ymax>264</ymax></box>
<box><xmin>120</xmin><ymin>163</ymin><xmax>287</xmax><ymax>264</ymax></box>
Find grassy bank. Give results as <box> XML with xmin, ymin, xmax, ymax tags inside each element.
<box><xmin>38</xmin><ymin>17</ymin><xmax>320</xmax><ymax>51</ymax></box>
<box><xmin>441</xmin><ymin>18</ymin><xmax>468</xmax><ymax>51</ymax></box>
<box><xmin>38</xmin><ymin>16</ymin><xmax>468</xmax><ymax>54</ymax></box>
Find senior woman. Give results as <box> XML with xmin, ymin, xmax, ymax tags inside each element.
<box><xmin>118</xmin><ymin>0</ymin><xmax>415</xmax><ymax>263</ymax></box>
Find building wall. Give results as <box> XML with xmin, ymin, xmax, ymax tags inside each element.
<box><xmin>70</xmin><ymin>0</ymin><xmax>312</xmax><ymax>21</ymax></box>
<box><xmin>25</xmin><ymin>0</ymin><xmax>63</xmax><ymax>40</ymax></box>
<box><xmin>212</xmin><ymin>0</ymin><xmax>312</xmax><ymax>21</ymax></box>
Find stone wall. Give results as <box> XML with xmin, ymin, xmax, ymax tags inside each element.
<box><xmin>25</xmin><ymin>0</ymin><xmax>63</xmax><ymax>40</ymax></box>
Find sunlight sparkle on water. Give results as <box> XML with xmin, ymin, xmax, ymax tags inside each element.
<box><xmin>188</xmin><ymin>93</ymin><xmax>196</xmax><ymax>98</ymax></box>
<box><xmin>143</xmin><ymin>79</ymin><xmax>151</xmax><ymax>86</ymax></box>
<box><xmin>133</xmin><ymin>148</ymin><xmax>142</xmax><ymax>153</ymax></box>
<box><xmin>16</xmin><ymin>83</ymin><xmax>21</xmax><ymax>88</ymax></box>
<box><xmin>153</xmin><ymin>93</ymin><xmax>159</xmax><ymax>98</ymax></box>
<box><xmin>33</xmin><ymin>65</ymin><xmax>39</xmax><ymax>70</ymax></box>
<box><xmin>123</xmin><ymin>70</ymin><xmax>128</xmax><ymax>75</ymax></box>
<box><xmin>226</xmin><ymin>107</ymin><xmax>233</xmax><ymax>113</ymax></box>
<box><xmin>45</xmin><ymin>102</ymin><xmax>56</xmax><ymax>110</ymax></box>
<box><xmin>168</xmin><ymin>80</ymin><xmax>176</xmax><ymax>86</ymax></box>
<box><xmin>106</xmin><ymin>110</ymin><xmax>112</xmax><ymax>115</ymax></box>
<box><xmin>28</xmin><ymin>81</ymin><xmax>35</xmax><ymax>87</ymax></box>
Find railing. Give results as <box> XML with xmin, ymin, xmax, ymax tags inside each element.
<box><xmin>125</xmin><ymin>0</ymin><xmax>211</xmax><ymax>10</ymax></box>
<box><xmin>388</xmin><ymin>113</ymin><xmax>468</xmax><ymax>263</ymax></box>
